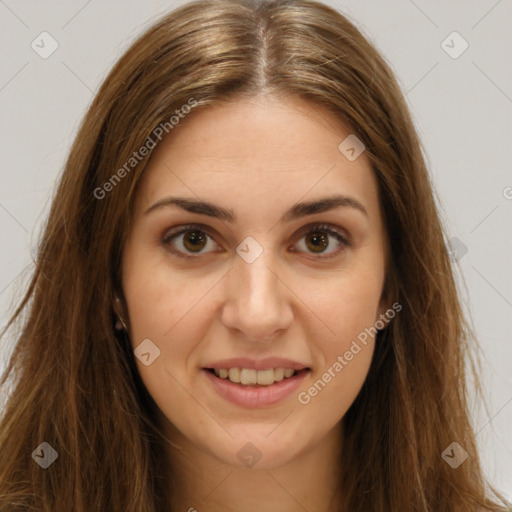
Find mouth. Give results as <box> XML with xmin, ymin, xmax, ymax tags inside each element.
<box><xmin>205</xmin><ymin>367</ymin><xmax>306</xmax><ymax>386</ymax></box>
<box><xmin>202</xmin><ymin>366</ymin><xmax>311</xmax><ymax>408</ymax></box>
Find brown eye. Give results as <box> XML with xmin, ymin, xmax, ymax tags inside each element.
<box><xmin>293</xmin><ymin>223</ymin><xmax>350</xmax><ymax>259</ymax></box>
<box><xmin>162</xmin><ymin>224</ymin><xmax>220</xmax><ymax>258</ymax></box>
<box><xmin>182</xmin><ymin>230</ymin><xmax>208</xmax><ymax>252</ymax></box>
<box><xmin>304</xmin><ymin>231</ymin><xmax>329</xmax><ymax>253</ymax></box>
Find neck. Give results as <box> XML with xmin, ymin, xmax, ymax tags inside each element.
<box><xmin>164</xmin><ymin>421</ymin><xmax>344</xmax><ymax>512</ymax></box>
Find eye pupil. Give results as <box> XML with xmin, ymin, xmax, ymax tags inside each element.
<box><xmin>183</xmin><ymin>231</ymin><xmax>207</xmax><ymax>252</ymax></box>
<box><xmin>306</xmin><ymin>232</ymin><xmax>328</xmax><ymax>253</ymax></box>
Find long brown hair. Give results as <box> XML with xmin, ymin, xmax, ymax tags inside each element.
<box><xmin>0</xmin><ymin>0</ymin><xmax>509</xmax><ymax>510</ymax></box>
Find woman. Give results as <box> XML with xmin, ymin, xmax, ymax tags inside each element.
<box><xmin>0</xmin><ymin>0</ymin><xmax>509</xmax><ymax>510</ymax></box>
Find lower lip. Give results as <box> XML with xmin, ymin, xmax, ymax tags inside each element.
<box><xmin>203</xmin><ymin>369</ymin><xmax>310</xmax><ymax>408</ymax></box>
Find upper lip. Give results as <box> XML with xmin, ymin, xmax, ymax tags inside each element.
<box><xmin>204</xmin><ymin>357</ymin><xmax>310</xmax><ymax>371</ymax></box>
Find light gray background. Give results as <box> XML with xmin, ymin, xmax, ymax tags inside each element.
<box><xmin>1</xmin><ymin>0</ymin><xmax>511</xmax><ymax>499</ymax></box>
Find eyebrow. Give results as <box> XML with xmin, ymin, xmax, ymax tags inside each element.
<box><xmin>143</xmin><ymin>194</ymin><xmax>368</xmax><ymax>221</ymax></box>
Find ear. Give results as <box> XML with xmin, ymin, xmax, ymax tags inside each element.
<box><xmin>112</xmin><ymin>294</ymin><xmax>129</xmax><ymax>331</ymax></box>
<box><xmin>113</xmin><ymin>295</ymin><xmax>124</xmax><ymax>318</ymax></box>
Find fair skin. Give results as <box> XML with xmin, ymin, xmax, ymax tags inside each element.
<box><xmin>121</xmin><ymin>95</ymin><xmax>390</xmax><ymax>512</ymax></box>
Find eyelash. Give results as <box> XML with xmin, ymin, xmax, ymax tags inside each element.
<box><xmin>161</xmin><ymin>223</ymin><xmax>350</xmax><ymax>261</ymax></box>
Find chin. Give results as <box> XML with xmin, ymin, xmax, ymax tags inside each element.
<box><xmin>200</xmin><ymin>426</ymin><xmax>310</xmax><ymax>470</ymax></box>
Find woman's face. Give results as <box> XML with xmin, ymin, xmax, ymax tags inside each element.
<box><xmin>121</xmin><ymin>95</ymin><xmax>390</xmax><ymax>469</ymax></box>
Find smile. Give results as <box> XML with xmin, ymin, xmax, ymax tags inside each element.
<box><xmin>203</xmin><ymin>367</ymin><xmax>310</xmax><ymax>408</ymax></box>
<box><xmin>210</xmin><ymin>367</ymin><xmax>298</xmax><ymax>386</ymax></box>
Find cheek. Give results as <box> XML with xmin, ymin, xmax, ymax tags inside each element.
<box><xmin>122</xmin><ymin>263</ymin><xmax>210</xmax><ymax>430</ymax></box>
<box><xmin>122</xmin><ymin>251</ymin><xmax>222</xmax><ymax>393</ymax></box>
<box><xmin>299</xmin><ymin>268</ymin><xmax>383</xmax><ymax>410</ymax></box>
<box><xmin>122</xmin><ymin>246</ymin><xmax>213</xmax><ymax>344</ymax></box>
<box><xmin>312</xmin><ymin>266</ymin><xmax>384</xmax><ymax>347</ymax></box>
<box><xmin>298</xmin><ymin>291</ymin><xmax>378</xmax><ymax>418</ymax></box>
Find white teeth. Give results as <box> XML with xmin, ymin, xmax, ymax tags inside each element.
<box><xmin>212</xmin><ymin>367</ymin><xmax>299</xmax><ymax>386</ymax></box>
<box><xmin>240</xmin><ymin>368</ymin><xmax>257</xmax><ymax>385</ymax></box>
<box><xmin>274</xmin><ymin>368</ymin><xmax>285</xmax><ymax>381</ymax></box>
<box><xmin>257</xmin><ymin>369</ymin><xmax>275</xmax><ymax>385</ymax></box>
<box><xmin>228</xmin><ymin>368</ymin><xmax>240</xmax><ymax>383</ymax></box>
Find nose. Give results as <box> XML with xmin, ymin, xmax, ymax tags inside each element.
<box><xmin>220</xmin><ymin>246</ymin><xmax>294</xmax><ymax>342</ymax></box>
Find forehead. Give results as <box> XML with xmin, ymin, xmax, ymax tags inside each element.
<box><xmin>134</xmin><ymin>95</ymin><xmax>380</xmax><ymax>222</ymax></box>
